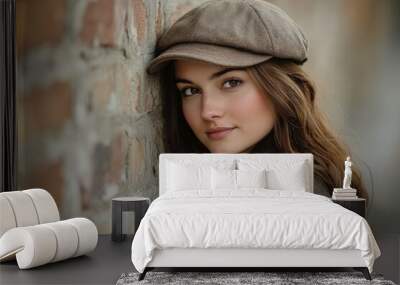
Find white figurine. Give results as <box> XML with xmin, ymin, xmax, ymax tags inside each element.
<box><xmin>342</xmin><ymin>156</ymin><xmax>352</xmax><ymax>189</ymax></box>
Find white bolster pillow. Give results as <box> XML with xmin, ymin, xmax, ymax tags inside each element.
<box><xmin>62</xmin><ymin>218</ymin><xmax>98</xmax><ymax>257</ymax></box>
<box><xmin>0</xmin><ymin>191</ymin><xmax>39</xmax><ymax>228</ymax></box>
<box><xmin>23</xmin><ymin>188</ymin><xmax>60</xmax><ymax>223</ymax></box>
<box><xmin>0</xmin><ymin>226</ymin><xmax>57</xmax><ymax>268</ymax></box>
<box><xmin>0</xmin><ymin>218</ymin><xmax>98</xmax><ymax>269</ymax></box>
<box><xmin>0</xmin><ymin>196</ymin><xmax>17</xmax><ymax>237</ymax></box>
<box><xmin>0</xmin><ymin>189</ymin><xmax>60</xmax><ymax>238</ymax></box>
<box><xmin>41</xmin><ymin>221</ymin><xmax>79</xmax><ymax>262</ymax></box>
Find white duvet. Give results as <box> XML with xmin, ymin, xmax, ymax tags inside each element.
<box><xmin>131</xmin><ymin>189</ymin><xmax>381</xmax><ymax>273</ymax></box>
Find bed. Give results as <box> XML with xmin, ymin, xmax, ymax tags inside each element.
<box><xmin>131</xmin><ymin>153</ymin><xmax>381</xmax><ymax>281</ymax></box>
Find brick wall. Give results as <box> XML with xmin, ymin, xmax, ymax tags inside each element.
<box><xmin>15</xmin><ymin>0</ymin><xmax>389</xmax><ymax>234</ymax></box>
<box><xmin>15</xmin><ymin>0</ymin><xmax>210</xmax><ymax>233</ymax></box>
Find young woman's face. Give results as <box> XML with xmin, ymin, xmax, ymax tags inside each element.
<box><xmin>174</xmin><ymin>59</ymin><xmax>277</xmax><ymax>153</ymax></box>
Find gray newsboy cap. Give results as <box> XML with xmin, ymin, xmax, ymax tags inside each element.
<box><xmin>146</xmin><ymin>0</ymin><xmax>309</xmax><ymax>75</ymax></box>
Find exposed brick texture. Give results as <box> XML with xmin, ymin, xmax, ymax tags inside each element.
<box><xmin>16</xmin><ymin>0</ymin><xmax>66</xmax><ymax>56</ymax></box>
<box><xmin>80</xmin><ymin>0</ymin><xmax>116</xmax><ymax>47</ymax></box>
<box><xmin>22</xmin><ymin>81</ymin><xmax>73</xmax><ymax>133</ymax></box>
<box><xmin>132</xmin><ymin>0</ymin><xmax>147</xmax><ymax>45</ymax></box>
<box><xmin>24</xmin><ymin>159</ymin><xmax>65</xmax><ymax>210</ymax></box>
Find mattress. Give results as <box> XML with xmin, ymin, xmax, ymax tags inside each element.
<box><xmin>131</xmin><ymin>189</ymin><xmax>381</xmax><ymax>273</ymax></box>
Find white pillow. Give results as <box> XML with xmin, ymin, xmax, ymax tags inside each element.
<box><xmin>266</xmin><ymin>162</ymin><xmax>307</xmax><ymax>191</ymax></box>
<box><xmin>166</xmin><ymin>161</ymin><xmax>212</xmax><ymax>191</ymax></box>
<box><xmin>236</xmin><ymin>169</ymin><xmax>268</xmax><ymax>188</ymax></box>
<box><xmin>211</xmin><ymin>168</ymin><xmax>268</xmax><ymax>190</ymax></box>
<box><xmin>211</xmin><ymin>168</ymin><xmax>237</xmax><ymax>190</ymax></box>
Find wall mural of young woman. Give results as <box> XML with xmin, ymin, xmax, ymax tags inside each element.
<box><xmin>14</xmin><ymin>0</ymin><xmax>400</xmax><ymax>242</ymax></box>
<box><xmin>146</xmin><ymin>0</ymin><xmax>367</xmax><ymax>201</ymax></box>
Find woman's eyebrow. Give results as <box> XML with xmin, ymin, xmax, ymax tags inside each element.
<box><xmin>175</xmin><ymin>67</ymin><xmax>246</xmax><ymax>84</ymax></box>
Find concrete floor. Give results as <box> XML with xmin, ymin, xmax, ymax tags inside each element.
<box><xmin>0</xmin><ymin>234</ymin><xmax>398</xmax><ymax>285</ymax></box>
<box><xmin>374</xmin><ymin>233</ymin><xmax>400</xmax><ymax>284</ymax></box>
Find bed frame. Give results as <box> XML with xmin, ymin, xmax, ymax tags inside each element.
<box><xmin>140</xmin><ymin>248</ymin><xmax>371</xmax><ymax>280</ymax></box>
<box><xmin>138</xmin><ymin>153</ymin><xmax>372</xmax><ymax>281</ymax></box>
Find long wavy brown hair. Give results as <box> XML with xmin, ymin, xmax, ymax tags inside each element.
<box><xmin>158</xmin><ymin>58</ymin><xmax>368</xmax><ymax>201</ymax></box>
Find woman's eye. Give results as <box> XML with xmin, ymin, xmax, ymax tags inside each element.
<box><xmin>223</xmin><ymin>79</ymin><xmax>242</xmax><ymax>89</ymax></box>
<box><xmin>178</xmin><ymin>79</ymin><xmax>242</xmax><ymax>97</ymax></box>
<box><xmin>179</xmin><ymin>87</ymin><xmax>200</xmax><ymax>97</ymax></box>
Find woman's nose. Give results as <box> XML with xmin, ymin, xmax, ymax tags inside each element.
<box><xmin>200</xmin><ymin>93</ymin><xmax>225</xmax><ymax>120</ymax></box>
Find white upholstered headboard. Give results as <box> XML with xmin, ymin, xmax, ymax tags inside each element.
<box><xmin>159</xmin><ymin>153</ymin><xmax>314</xmax><ymax>195</ymax></box>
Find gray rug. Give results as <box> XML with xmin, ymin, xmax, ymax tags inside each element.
<box><xmin>116</xmin><ymin>271</ymin><xmax>397</xmax><ymax>285</ymax></box>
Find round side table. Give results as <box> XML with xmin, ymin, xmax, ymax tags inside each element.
<box><xmin>111</xmin><ymin>197</ymin><xmax>150</xmax><ymax>242</ymax></box>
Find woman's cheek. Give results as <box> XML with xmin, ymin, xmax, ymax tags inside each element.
<box><xmin>230</xmin><ymin>95</ymin><xmax>254</xmax><ymax>122</ymax></box>
<box><xmin>182</xmin><ymin>100</ymin><xmax>200</xmax><ymax>129</ymax></box>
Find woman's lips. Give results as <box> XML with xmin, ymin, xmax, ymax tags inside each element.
<box><xmin>206</xmin><ymin>127</ymin><xmax>236</xmax><ymax>140</ymax></box>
